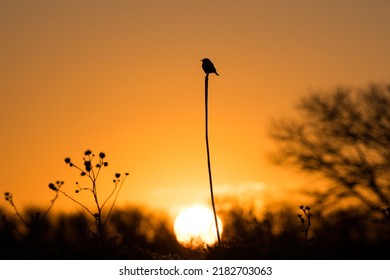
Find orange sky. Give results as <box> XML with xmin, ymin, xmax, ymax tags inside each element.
<box><xmin>1</xmin><ymin>1</ymin><xmax>389</xmax><ymax>217</ymax></box>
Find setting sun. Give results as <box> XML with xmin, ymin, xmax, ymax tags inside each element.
<box><xmin>174</xmin><ymin>206</ymin><xmax>223</xmax><ymax>248</ymax></box>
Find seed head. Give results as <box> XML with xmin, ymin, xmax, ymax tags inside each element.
<box><xmin>84</xmin><ymin>161</ymin><xmax>92</xmax><ymax>172</ymax></box>
<box><xmin>48</xmin><ymin>183</ymin><xmax>58</xmax><ymax>191</ymax></box>
<box><xmin>4</xmin><ymin>192</ymin><xmax>11</xmax><ymax>201</ymax></box>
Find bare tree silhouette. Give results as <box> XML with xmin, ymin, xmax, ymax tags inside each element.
<box><xmin>270</xmin><ymin>83</ymin><xmax>390</xmax><ymax>212</ymax></box>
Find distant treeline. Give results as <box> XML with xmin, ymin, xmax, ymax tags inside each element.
<box><xmin>1</xmin><ymin>205</ymin><xmax>389</xmax><ymax>259</ymax></box>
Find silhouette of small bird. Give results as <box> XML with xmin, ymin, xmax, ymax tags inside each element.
<box><xmin>201</xmin><ymin>58</ymin><xmax>219</xmax><ymax>76</ymax></box>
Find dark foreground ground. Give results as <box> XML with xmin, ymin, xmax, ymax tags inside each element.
<box><xmin>1</xmin><ymin>206</ymin><xmax>389</xmax><ymax>259</ymax></box>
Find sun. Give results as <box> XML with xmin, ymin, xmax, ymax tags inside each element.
<box><xmin>174</xmin><ymin>205</ymin><xmax>223</xmax><ymax>248</ymax></box>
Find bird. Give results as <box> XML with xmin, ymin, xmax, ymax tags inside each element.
<box><xmin>201</xmin><ymin>58</ymin><xmax>219</xmax><ymax>76</ymax></box>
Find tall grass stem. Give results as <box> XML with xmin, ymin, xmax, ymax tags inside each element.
<box><xmin>205</xmin><ymin>73</ymin><xmax>221</xmax><ymax>247</ymax></box>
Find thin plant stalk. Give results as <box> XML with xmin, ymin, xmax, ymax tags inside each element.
<box><xmin>103</xmin><ymin>176</ymin><xmax>127</xmax><ymax>229</ymax></box>
<box><xmin>60</xmin><ymin>152</ymin><xmax>129</xmax><ymax>240</ymax></box>
<box><xmin>4</xmin><ymin>193</ymin><xmax>28</xmax><ymax>227</ymax></box>
<box><xmin>42</xmin><ymin>191</ymin><xmax>59</xmax><ymax>220</ymax></box>
<box><xmin>298</xmin><ymin>205</ymin><xmax>312</xmax><ymax>247</ymax></box>
<box><xmin>205</xmin><ymin>73</ymin><xmax>221</xmax><ymax>247</ymax></box>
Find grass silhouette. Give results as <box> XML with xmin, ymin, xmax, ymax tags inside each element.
<box><xmin>204</xmin><ymin>68</ymin><xmax>221</xmax><ymax>248</ymax></box>
<box><xmin>2</xmin><ymin>201</ymin><xmax>390</xmax><ymax>259</ymax></box>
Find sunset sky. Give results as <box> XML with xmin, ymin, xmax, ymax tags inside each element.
<box><xmin>1</xmin><ymin>0</ymin><xmax>389</xmax><ymax>218</ymax></box>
